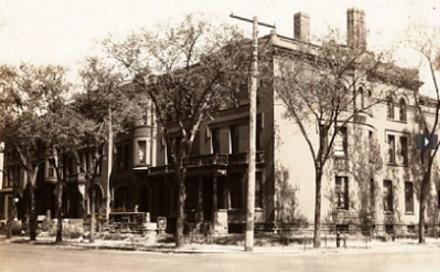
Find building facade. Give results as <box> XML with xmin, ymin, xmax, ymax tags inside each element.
<box><xmin>1</xmin><ymin>8</ymin><xmax>439</xmax><ymax>237</ymax></box>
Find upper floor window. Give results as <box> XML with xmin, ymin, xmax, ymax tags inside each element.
<box><xmin>400</xmin><ymin>136</ymin><xmax>408</xmax><ymax>166</ymax></box>
<box><xmin>387</xmin><ymin>135</ymin><xmax>396</xmax><ymax>164</ymax></box>
<box><xmin>211</xmin><ymin>128</ymin><xmax>220</xmax><ymax>154</ymax></box>
<box><xmin>47</xmin><ymin>161</ymin><xmax>55</xmax><ymax>178</ymax></box>
<box><xmin>359</xmin><ymin>87</ymin><xmax>365</xmax><ymax>109</ymax></box>
<box><xmin>137</xmin><ymin>140</ymin><xmax>147</xmax><ymax>164</ymax></box>
<box><xmin>335</xmin><ymin>176</ymin><xmax>349</xmax><ymax>210</ymax></box>
<box><xmin>387</xmin><ymin>97</ymin><xmax>394</xmax><ymax>119</ymax></box>
<box><xmin>334</xmin><ymin>127</ymin><xmax>348</xmax><ymax>157</ymax></box>
<box><xmin>368</xmin><ymin>131</ymin><xmax>374</xmax><ymax>162</ymax></box>
<box><xmin>383</xmin><ymin>180</ymin><xmax>393</xmax><ymax>212</ymax></box>
<box><xmin>230</xmin><ymin>125</ymin><xmax>240</xmax><ymax>154</ymax></box>
<box><xmin>399</xmin><ymin>98</ymin><xmax>407</xmax><ymax>122</ymax></box>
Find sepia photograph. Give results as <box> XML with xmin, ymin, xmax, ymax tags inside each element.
<box><xmin>0</xmin><ymin>0</ymin><xmax>439</xmax><ymax>271</ymax></box>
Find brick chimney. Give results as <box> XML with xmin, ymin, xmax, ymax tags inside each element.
<box><xmin>347</xmin><ymin>8</ymin><xmax>366</xmax><ymax>50</ymax></box>
<box><xmin>294</xmin><ymin>12</ymin><xmax>310</xmax><ymax>42</ymax></box>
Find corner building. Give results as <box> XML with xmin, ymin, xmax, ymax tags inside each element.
<box><xmin>1</xmin><ymin>8</ymin><xmax>439</xmax><ymax>237</ymax></box>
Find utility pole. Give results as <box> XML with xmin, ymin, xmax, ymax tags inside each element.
<box><xmin>230</xmin><ymin>13</ymin><xmax>275</xmax><ymax>252</ymax></box>
<box><xmin>105</xmin><ymin>110</ymin><xmax>113</xmax><ymax>220</ymax></box>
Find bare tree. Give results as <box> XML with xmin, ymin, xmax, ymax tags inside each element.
<box><xmin>404</xmin><ymin>25</ymin><xmax>440</xmax><ymax>243</ymax></box>
<box><xmin>103</xmin><ymin>14</ymin><xmax>247</xmax><ymax>247</ymax></box>
<box><xmin>274</xmin><ymin>33</ymin><xmax>412</xmax><ymax>248</ymax></box>
<box><xmin>72</xmin><ymin>57</ymin><xmax>147</xmax><ymax>243</ymax></box>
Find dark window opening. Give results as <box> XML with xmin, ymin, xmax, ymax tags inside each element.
<box><xmin>334</xmin><ymin>127</ymin><xmax>348</xmax><ymax>157</ymax></box>
<box><xmin>399</xmin><ymin>98</ymin><xmax>407</xmax><ymax>122</ymax></box>
<box><xmin>388</xmin><ymin>135</ymin><xmax>396</xmax><ymax>164</ymax></box>
<box><xmin>383</xmin><ymin>180</ymin><xmax>393</xmax><ymax>212</ymax></box>
<box><xmin>387</xmin><ymin>97</ymin><xmax>394</xmax><ymax>119</ymax></box>
<box><xmin>211</xmin><ymin>128</ymin><xmax>220</xmax><ymax>154</ymax></box>
<box><xmin>400</xmin><ymin>136</ymin><xmax>408</xmax><ymax>166</ymax></box>
<box><xmin>138</xmin><ymin>140</ymin><xmax>147</xmax><ymax>164</ymax></box>
<box><xmin>255</xmin><ymin>173</ymin><xmax>263</xmax><ymax>208</ymax></box>
<box><xmin>230</xmin><ymin>125</ymin><xmax>240</xmax><ymax>154</ymax></box>
<box><xmin>335</xmin><ymin>176</ymin><xmax>349</xmax><ymax>210</ymax></box>
<box><xmin>230</xmin><ymin>178</ymin><xmax>242</xmax><ymax>209</ymax></box>
<box><xmin>405</xmin><ymin>182</ymin><xmax>414</xmax><ymax>213</ymax></box>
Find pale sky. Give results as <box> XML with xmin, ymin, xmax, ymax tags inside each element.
<box><xmin>0</xmin><ymin>0</ymin><xmax>438</xmax><ymax>93</ymax></box>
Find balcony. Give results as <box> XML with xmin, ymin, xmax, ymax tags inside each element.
<box><xmin>188</xmin><ymin>151</ymin><xmax>264</xmax><ymax>168</ymax></box>
<box><xmin>144</xmin><ymin>151</ymin><xmax>265</xmax><ymax>176</ymax></box>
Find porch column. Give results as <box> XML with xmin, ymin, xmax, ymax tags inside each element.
<box><xmin>196</xmin><ymin>176</ymin><xmax>204</xmax><ymax>223</ymax></box>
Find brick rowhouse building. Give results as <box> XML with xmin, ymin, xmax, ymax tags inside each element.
<box><xmin>1</xmin><ymin>8</ymin><xmax>439</xmax><ymax>237</ymax></box>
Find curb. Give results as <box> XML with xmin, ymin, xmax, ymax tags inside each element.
<box><xmin>3</xmin><ymin>236</ymin><xmax>440</xmax><ymax>255</ymax></box>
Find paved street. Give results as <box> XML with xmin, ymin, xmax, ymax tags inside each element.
<box><xmin>0</xmin><ymin>243</ymin><xmax>439</xmax><ymax>272</ymax></box>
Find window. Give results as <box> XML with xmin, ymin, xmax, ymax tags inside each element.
<box><xmin>230</xmin><ymin>178</ymin><xmax>242</xmax><ymax>209</ymax></box>
<box><xmin>368</xmin><ymin>131</ymin><xmax>374</xmax><ymax>162</ymax></box>
<box><xmin>5</xmin><ymin>167</ymin><xmax>14</xmax><ymax>188</ymax></box>
<box><xmin>335</xmin><ymin>176</ymin><xmax>349</xmax><ymax>210</ymax></box>
<box><xmin>359</xmin><ymin>87</ymin><xmax>365</xmax><ymax>109</ymax></box>
<box><xmin>95</xmin><ymin>152</ymin><xmax>102</xmax><ymax>175</ymax></box>
<box><xmin>367</xmin><ymin>89</ymin><xmax>373</xmax><ymax>114</ymax></box>
<box><xmin>400</xmin><ymin>136</ymin><xmax>408</xmax><ymax>166</ymax></box>
<box><xmin>405</xmin><ymin>182</ymin><xmax>414</xmax><ymax>213</ymax></box>
<box><xmin>48</xmin><ymin>161</ymin><xmax>55</xmax><ymax>178</ymax></box>
<box><xmin>122</xmin><ymin>144</ymin><xmax>129</xmax><ymax>170</ymax></box>
<box><xmin>255</xmin><ymin>173</ymin><xmax>263</xmax><ymax>208</ymax></box>
<box><xmin>137</xmin><ymin>140</ymin><xmax>147</xmax><ymax>164</ymax></box>
<box><xmin>211</xmin><ymin>128</ymin><xmax>220</xmax><ymax>154</ymax></box>
<box><xmin>399</xmin><ymin>98</ymin><xmax>407</xmax><ymax>122</ymax></box>
<box><xmin>116</xmin><ymin>146</ymin><xmax>122</xmax><ymax>170</ymax></box>
<box><xmin>230</xmin><ymin>125</ymin><xmax>240</xmax><ymax>154</ymax></box>
<box><xmin>370</xmin><ymin>178</ymin><xmax>376</xmax><ymax>210</ymax></box>
<box><xmin>387</xmin><ymin>97</ymin><xmax>394</xmax><ymax>119</ymax></box>
<box><xmin>334</xmin><ymin>127</ymin><xmax>347</xmax><ymax>157</ymax></box>
<box><xmin>383</xmin><ymin>180</ymin><xmax>393</xmax><ymax>212</ymax></box>
<box><xmin>387</xmin><ymin>135</ymin><xmax>396</xmax><ymax>164</ymax></box>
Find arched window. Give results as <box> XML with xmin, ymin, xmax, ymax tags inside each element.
<box><xmin>399</xmin><ymin>98</ymin><xmax>407</xmax><ymax>122</ymax></box>
<box><xmin>387</xmin><ymin>96</ymin><xmax>394</xmax><ymax>119</ymax></box>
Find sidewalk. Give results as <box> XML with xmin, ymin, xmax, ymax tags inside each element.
<box><xmin>2</xmin><ymin>235</ymin><xmax>440</xmax><ymax>255</ymax></box>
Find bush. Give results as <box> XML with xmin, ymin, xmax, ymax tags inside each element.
<box><xmin>48</xmin><ymin>223</ymin><xmax>84</xmax><ymax>239</ymax></box>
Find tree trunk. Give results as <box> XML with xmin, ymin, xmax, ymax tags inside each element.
<box><xmin>418</xmin><ymin>170</ymin><xmax>430</xmax><ymax>244</ymax></box>
<box><xmin>313</xmin><ymin>168</ymin><xmax>322</xmax><ymax>248</ymax></box>
<box><xmin>89</xmin><ymin>187</ymin><xmax>96</xmax><ymax>243</ymax></box>
<box><xmin>55</xmin><ymin>182</ymin><xmax>63</xmax><ymax>244</ymax></box>
<box><xmin>6</xmin><ymin>203</ymin><xmax>17</xmax><ymax>239</ymax></box>
<box><xmin>196</xmin><ymin>177</ymin><xmax>203</xmax><ymax>223</ymax></box>
<box><xmin>29</xmin><ymin>184</ymin><xmax>37</xmax><ymax>241</ymax></box>
<box><xmin>175</xmin><ymin>163</ymin><xmax>186</xmax><ymax>248</ymax></box>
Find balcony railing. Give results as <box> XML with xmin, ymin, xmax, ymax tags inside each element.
<box><xmin>144</xmin><ymin>151</ymin><xmax>265</xmax><ymax>175</ymax></box>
